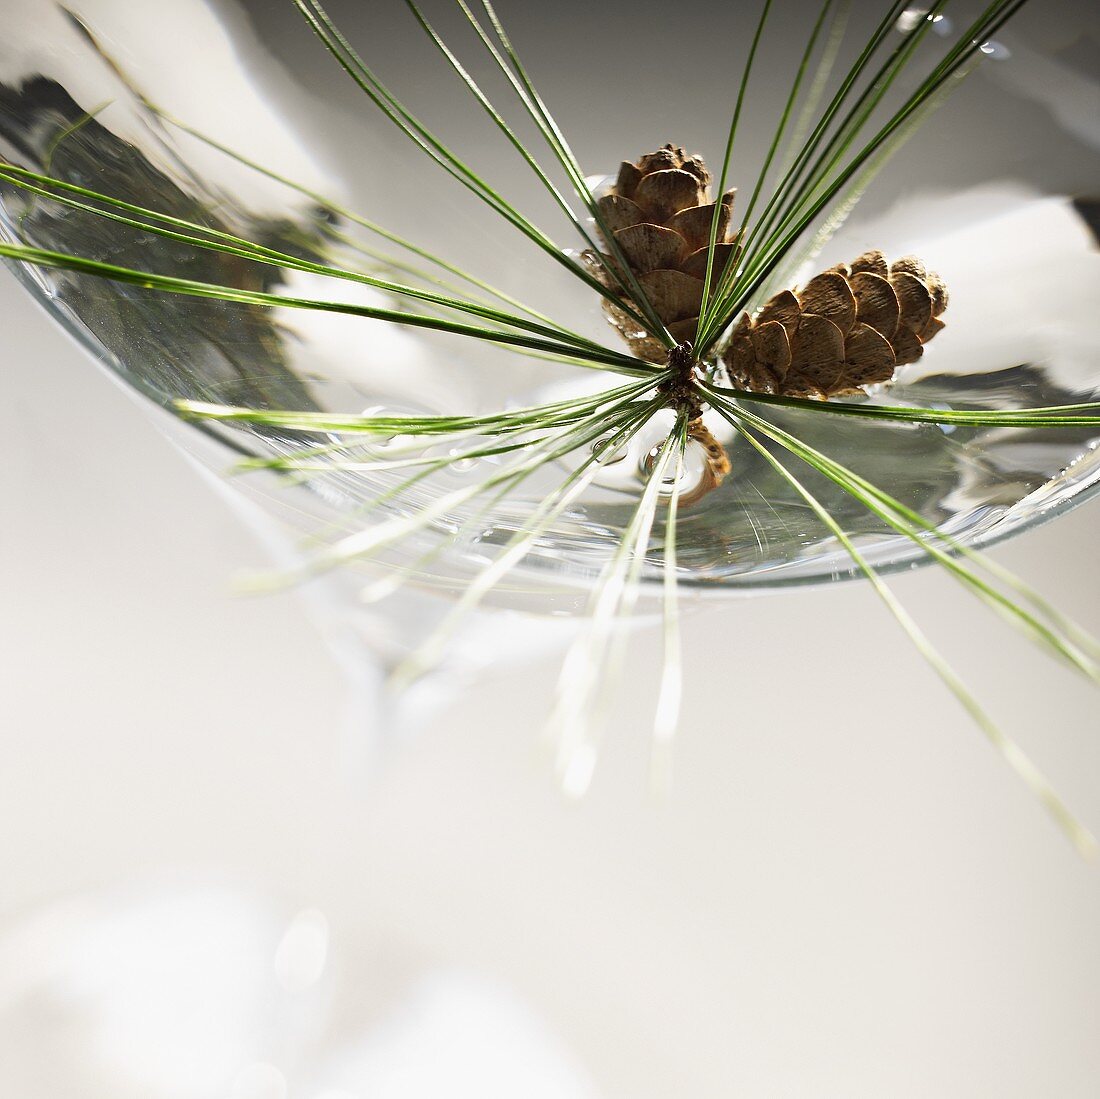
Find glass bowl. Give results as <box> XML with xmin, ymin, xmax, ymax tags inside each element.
<box><xmin>1</xmin><ymin>0</ymin><xmax>1098</xmax><ymax>605</ymax></box>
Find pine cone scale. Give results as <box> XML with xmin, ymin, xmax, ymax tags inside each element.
<box><xmin>638</xmin><ymin>269</ymin><xmax>705</xmax><ymax>324</ymax></box>
<box><xmin>681</xmin><ymin>242</ymin><xmax>737</xmax><ymax>282</ymax></box>
<box><xmin>633</xmin><ymin>169</ymin><xmax>709</xmax><ymax>221</ymax></box>
<box><xmin>891</xmin><ymin>271</ymin><xmax>934</xmax><ymax>334</ymax></box>
<box><xmin>597</xmin><ymin>194</ymin><xmax>647</xmax><ymax>234</ymax></box>
<box><xmin>752</xmin><ymin>320</ymin><xmax>792</xmax><ymax>380</ymax></box>
<box><xmin>890</xmin><ymin>325</ymin><xmax>924</xmax><ymax>367</ymax></box>
<box><xmin>666</xmin><ymin>195</ymin><xmax>734</xmax><ymax>252</ymax></box>
<box><xmin>755</xmin><ymin>290</ymin><xmax>800</xmax><ymax>336</ymax></box>
<box><xmin>614</xmin><ymin>160</ymin><xmax>643</xmax><ymax>198</ymax></box>
<box><xmin>613</xmin><ymin>223</ymin><xmax>688</xmax><ymax>275</ymax></box>
<box><xmin>848</xmin><ymin>271</ymin><xmax>899</xmax><ymax>338</ymax></box>
<box><xmin>797</xmin><ymin>271</ymin><xmax>856</xmax><ymax>334</ymax></box>
<box><xmin>844</xmin><ymin>323</ymin><xmax>895</xmax><ymax>388</ymax></box>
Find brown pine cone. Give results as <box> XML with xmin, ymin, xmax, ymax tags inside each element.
<box><xmin>722</xmin><ymin>250</ymin><xmax>948</xmax><ymax>399</ymax></box>
<box><xmin>585</xmin><ymin>145</ymin><xmax>738</xmax><ymax>361</ymax></box>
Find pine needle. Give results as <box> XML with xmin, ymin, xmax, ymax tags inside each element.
<box><xmin>704</xmin><ymin>388</ymin><xmax>1100</xmax><ymax>686</ymax></box>
<box><xmin>548</xmin><ymin>414</ymin><xmax>686</xmax><ymax>798</ymax></box>
<box><xmin>651</xmin><ymin>417</ymin><xmax>688</xmax><ymax>796</ymax></box>
<box><xmin>720</xmin><ymin>406</ymin><xmax>1097</xmax><ymax>858</ymax></box>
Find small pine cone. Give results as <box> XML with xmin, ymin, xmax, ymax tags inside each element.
<box><xmin>722</xmin><ymin>250</ymin><xmax>948</xmax><ymax>399</ymax></box>
<box><xmin>585</xmin><ymin>145</ymin><xmax>739</xmax><ymax>361</ymax></box>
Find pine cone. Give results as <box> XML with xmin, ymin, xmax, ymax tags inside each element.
<box><xmin>586</xmin><ymin>145</ymin><xmax>738</xmax><ymax>361</ymax></box>
<box><xmin>723</xmin><ymin>251</ymin><xmax>948</xmax><ymax>399</ymax></box>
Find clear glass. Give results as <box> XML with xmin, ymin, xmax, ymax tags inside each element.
<box><xmin>2</xmin><ymin>0</ymin><xmax>1098</xmax><ymax>608</ymax></box>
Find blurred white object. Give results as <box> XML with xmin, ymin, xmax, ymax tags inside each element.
<box><xmin>0</xmin><ymin>881</ymin><xmax>598</xmax><ymax>1099</ymax></box>
<box><xmin>0</xmin><ymin>882</ymin><xmax>331</xmax><ymax>1099</ymax></box>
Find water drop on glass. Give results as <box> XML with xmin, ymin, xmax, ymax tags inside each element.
<box><xmin>896</xmin><ymin>8</ymin><xmax>952</xmax><ymax>35</ymax></box>
<box><xmin>378</xmin><ymin>433</ymin><xmax>414</xmax><ymax>451</ymax></box>
<box><xmin>449</xmin><ymin>452</ymin><xmax>478</xmax><ymax>474</ymax></box>
<box><xmin>592</xmin><ymin>436</ymin><xmax>628</xmax><ymax>465</ymax></box>
<box><xmin>639</xmin><ymin>445</ymin><xmax>691</xmax><ymax>495</ymax></box>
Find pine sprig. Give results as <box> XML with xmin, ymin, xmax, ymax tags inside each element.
<box><xmin>3</xmin><ymin>0</ymin><xmax>1098</xmax><ymax>851</ymax></box>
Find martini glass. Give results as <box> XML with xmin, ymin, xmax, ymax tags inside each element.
<box><xmin>2</xmin><ymin>3</ymin><xmax>1100</xmax><ymax>1096</ymax></box>
<box><xmin>0</xmin><ymin>0</ymin><xmax>1098</xmax><ymax>779</ymax></box>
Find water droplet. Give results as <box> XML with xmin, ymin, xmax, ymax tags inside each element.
<box><xmin>639</xmin><ymin>444</ymin><xmax>664</xmax><ymax>478</ymax></box>
<box><xmin>445</xmin><ymin>447</ymin><xmax>476</xmax><ymax>473</ymax></box>
<box><xmin>636</xmin><ymin>434</ymin><xmax>718</xmax><ymax>499</ymax></box>
<box><xmin>592</xmin><ymin>436</ymin><xmax>628</xmax><ymax>465</ymax></box>
<box><xmin>376</xmin><ymin>433</ymin><xmax>414</xmax><ymax>451</ymax></box>
<box><xmin>977</xmin><ymin>38</ymin><xmax>1010</xmax><ymax>59</ymax></box>
<box><xmin>639</xmin><ymin>445</ymin><xmax>691</xmax><ymax>495</ymax></box>
<box><xmin>472</xmin><ymin>525</ymin><xmax>502</xmax><ymax>545</ymax></box>
<box><xmin>896</xmin><ymin>8</ymin><xmax>953</xmax><ymax>35</ymax></box>
<box><xmin>896</xmin><ymin>8</ymin><xmax>925</xmax><ymax>32</ymax></box>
